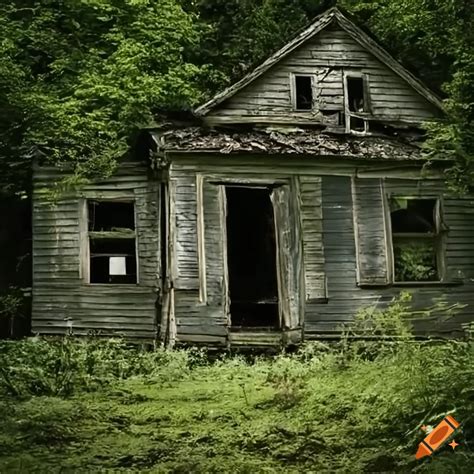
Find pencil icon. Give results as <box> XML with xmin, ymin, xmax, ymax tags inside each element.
<box><xmin>415</xmin><ymin>415</ymin><xmax>460</xmax><ymax>459</ymax></box>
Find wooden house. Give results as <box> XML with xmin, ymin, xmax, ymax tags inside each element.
<box><xmin>32</xmin><ymin>8</ymin><xmax>474</xmax><ymax>347</ymax></box>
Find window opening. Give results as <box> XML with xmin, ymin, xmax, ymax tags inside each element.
<box><xmin>390</xmin><ymin>197</ymin><xmax>441</xmax><ymax>282</ymax></box>
<box><xmin>294</xmin><ymin>75</ymin><xmax>313</xmax><ymax>110</ymax></box>
<box><xmin>225</xmin><ymin>187</ymin><xmax>279</xmax><ymax>328</ymax></box>
<box><xmin>88</xmin><ymin>201</ymin><xmax>135</xmax><ymax>232</ymax></box>
<box><xmin>87</xmin><ymin>201</ymin><xmax>137</xmax><ymax>284</ymax></box>
<box><xmin>346</xmin><ymin>75</ymin><xmax>369</xmax><ymax>132</ymax></box>
<box><xmin>347</xmin><ymin>77</ymin><xmax>365</xmax><ymax>112</ymax></box>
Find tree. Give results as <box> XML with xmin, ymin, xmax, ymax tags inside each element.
<box><xmin>0</xmin><ymin>0</ymin><xmax>207</xmax><ymax>195</ymax></box>
<box><xmin>1</xmin><ymin>0</ymin><xmax>473</xmax><ymax>194</ymax></box>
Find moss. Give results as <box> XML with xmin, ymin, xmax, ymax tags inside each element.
<box><xmin>0</xmin><ymin>340</ymin><xmax>473</xmax><ymax>472</ymax></box>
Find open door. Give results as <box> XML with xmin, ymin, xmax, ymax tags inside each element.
<box><xmin>271</xmin><ymin>183</ymin><xmax>304</xmax><ymax>344</ymax></box>
<box><xmin>223</xmin><ymin>182</ymin><xmax>303</xmax><ymax>344</ymax></box>
<box><xmin>225</xmin><ymin>186</ymin><xmax>279</xmax><ymax>330</ymax></box>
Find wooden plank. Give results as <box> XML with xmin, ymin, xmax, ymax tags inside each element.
<box><xmin>202</xmin><ymin>180</ymin><xmax>226</xmax><ymax>307</ymax></box>
<box><xmin>170</xmin><ymin>176</ymin><xmax>199</xmax><ymax>289</ymax></box>
<box><xmin>271</xmin><ymin>180</ymin><xmax>304</xmax><ymax>329</ymax></box>
<box><xmin>32</xmin><ymin>163</ymin><xmax>161</xmax><ymax>340</ymax></box>
<box><xmin>352</xmin><ymin>177</ymin><xmax>390</xmax><ymax>286</ymax></box>
<box><xmin>299</xmin><ymin>176</ymin><xmax>327</xmax><ymax>301</ymax></box>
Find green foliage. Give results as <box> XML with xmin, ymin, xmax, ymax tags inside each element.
<box><xmin>0</xmin><ymin>331</ymin><xmax>473</xmax><ymax>471</ymax></box>
<box><xmin>394</xmin><ymin>241</ymin><xmax>438</xmax><ymax>282</ymax></box>
<box><xmin>0</xmin><ymin>0</ymin><xmax>207</xmax><ymax>194</ymax></box>
<box><xmin>0</xmin><ymin>288</ymin><xmax>24</xmax><ymax>321</ymax></box>
<box><xmin>0</xmin><ymin>0</ymin><xmax>473</xmax><ymax>193</ymax></box>
<box><xmin>0</xmin><ymin>287</ymin><xmax>26</xmax><ymax>338</ymax></box>
<box><xmin>0</xmin><ymin>337</ymin><xmax>199</xmax><ymax>397</ymax></box>
<box><xmin>338</xmin><ymin>292</ymin><xmax>465</xmax><ymax>362</ymax></box>
<box><xmin>425</xmin><ymin>52</ymin><xmax>474</xmax><ymax>193</ymax></box>
<box><xmin>342</xmin><ymin>291</ymin><xmax>415</xmax><ymax>340</ymax></box>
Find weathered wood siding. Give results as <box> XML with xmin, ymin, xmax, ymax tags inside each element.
<box><xmin>205</xmin><ymin>25</ymin><xmax>439</xmax><ymax>126</ymax></box>
<box><xmin>169</xmin><ymin>172</ymin><xmax>228</xmax><ymax>345</ymax></box>
<box><xmin>32</xmin><ymin>163</ymin><xmax>161</xmax><ymax>339</ymax></box>
<box><xmin>167</xmin><ymin>154</ymin><xmax>474</xmax><ymax>342</ymax></box>
<box><xmin>31</xmin><ymin>153</ymin><xmax>474</xmax><ymax>343</ymax></box>
<box><xmin>352</xmin><ymin>177</ymin><xmax>390</xmax><ymax>286</ymax></box>
<box><xmin>299</xmin><ymin>177</ymin><xmax>326</xmax><ymax>301</ymax></box>
<box><xmin>306</xmin><ymin>175</ymin><xmax>474</xmax><ymax>337</ymax></box>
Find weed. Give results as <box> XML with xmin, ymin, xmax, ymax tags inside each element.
<box><xmin>0</xmin><ymin>296</ymin><xmax>472</xmax><ymax>471</ymax></box>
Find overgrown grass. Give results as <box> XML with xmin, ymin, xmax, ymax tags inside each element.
<box><xmin>0</xmin><ymin>299</ymin><xmax>473</xmax><ymax>472</ymax></box>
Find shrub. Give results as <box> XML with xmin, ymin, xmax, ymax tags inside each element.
<box><xmin>0</xmin><ymin>287</ymin><xmax>26</xmax><ymax>337</ymax></box>
<box><xmin>0</xmin><ymin>337</ymin><xmax>197</xmax><ymax>397</ymax></box>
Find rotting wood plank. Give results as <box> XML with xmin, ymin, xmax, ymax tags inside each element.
<box><xmin>299</xmin><ymin>176</ymin><xmax>327</xmax><ymax>301</ymax></box>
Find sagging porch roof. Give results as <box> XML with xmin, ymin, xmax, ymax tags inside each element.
<box><xmin>149</xmin><ymin>126</ymin><xmax>427</xmax><ymax>161</ymax></box>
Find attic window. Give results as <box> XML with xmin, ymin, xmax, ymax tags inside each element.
<box><xmin>293</xmin><ymin>75</ymin><xmax>313</xmax><ymax>110</ymax></box>
<box><xmin>347</xmin><ymin>77</ymin><xmax>365</xmax><ymax>113</ymax></box>
<box><xmin>390</xmin><ymin>197</ymin><xmax>443</xmax><ymax>282</ymax></box>
<box><xmin>345</xmin><ymin>74</ymin><xmax>370</xmax><ymax>132</ymax></box>
<box><xmin>87</xmin><ymin>201</ymin><xmax>137</xmax><ymax>284</ymax></box>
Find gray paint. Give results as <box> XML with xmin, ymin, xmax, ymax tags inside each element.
<box><xmin>32</xmin><ymin>158</ymin><xmax>474</xmax><ymax>344</ymax></box>
<box><xmin>32</xmin><ymin>163</ymin><xmax>161</xmax><ymax>339</ymax></box>
<box><xmin>205</xmin><ymin>25</ymin><xmax>439</xmax><ymax>126</ymax></box>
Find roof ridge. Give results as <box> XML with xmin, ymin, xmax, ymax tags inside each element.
<box><xmin>194</xmin><ymin>7</ymin><xmax>443</xmax><ymax>117</ymax></box>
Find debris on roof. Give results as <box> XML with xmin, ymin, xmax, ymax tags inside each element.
<box><xmin>150</xmin><ymin>125</ymin><xmax>425</xmax><ymax>161</ymax></box>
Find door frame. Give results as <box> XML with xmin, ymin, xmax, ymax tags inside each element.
<box><xmin>202</xmin><ymin>174</ymin><xmax>304</xmax><ymax>339</ymax></box>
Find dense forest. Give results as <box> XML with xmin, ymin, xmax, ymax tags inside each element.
<box><xmin>0</xmin><ymin>0</ymin><xmax>473</xmax><ymax>196</ymax></box>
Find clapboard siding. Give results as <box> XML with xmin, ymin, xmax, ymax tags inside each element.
<box><xmin>299</xmin><ymin>176</ymin><xmax>326</xmax><ymax>301</ymax></box>
<box><xmin>32</xmin><ymin>163</ymin><xmax>160</xmax><ymax>339</ymax></box>
<box><xmin>202</xmin><ymin>181</ymin><xmax>226</xmax><ymax>306</ymax></box>
<box><xmin>352</xmin><ymin>178</ymin><xmax>390</xmax><ymax>285</ymax></box>
<box><xmin>205</xmin><ymin>25</ymin><xmax>438</xmax><ymax>125</ymax></box>
<box><xmin>305</xmin><ymin>175</ymin><xmax>474</xmax><ymax>337</ymax></box>
<box><xmin>170</xmin><ymin>176</ymin><xmax>199</xmax><ymax>289</ymax></box>
<box><xmin>444</xmin><ymin>198</ymin><xmax>474</xmax><ymax>279</ymax></box>
<box><xmin>32</xmin><ymin>154</ymin><xmax>474</xmax><ymax>344</ymax></box>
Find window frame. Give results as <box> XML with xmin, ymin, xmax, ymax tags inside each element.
<box><xmin>343</xmin><ymin>71</ymin><xmax>371</xmax><ymax>134</ymax></box>
<box><xmin>80</xmin><ymin>198</ymin><xmax>139</xmax><ymax>285</ymax></box>
<box><xmin>290</xmin><ymin>73</ymin><xmax>316</xmax><ymax>111</ymax></box>
<box><xmin>386</xmin><ymin>195</ymin><xmax>446</xmax><ymax>284</ymax></box>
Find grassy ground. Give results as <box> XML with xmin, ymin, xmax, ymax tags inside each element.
<box><xmin>0</xmin><ymin>338</ymin><xmax>473</xmax><ymax>473</ymax></box>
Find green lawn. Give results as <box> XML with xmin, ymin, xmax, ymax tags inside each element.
<box><xmin>0</xmin><ymin>338</ymin><xmax>472</xmax><ymax>473</ymax></box>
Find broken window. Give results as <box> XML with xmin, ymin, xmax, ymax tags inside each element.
<box><xmin>87</xmin><ymin>201</ymin><xmax>137</xmax><ymax>284</ymax></box>
<box><xmin>225</xmin><ymin>187</ymin><xmax>279</xmax><ymax>328</ymax></box>
<box><xmin>345</xmin><ymin>75</ymin><xmax>370</xmax><ymax>132</ymax></box>
<box><xmin>347</xmin><ymin>77</ymin><xmax>365</xmax><ymax>112</ymax></box>
<box><xmin>390</xmin><ymin>197</ymin><xmax>442</xmax><ymax>282</ymax></box>
<box><xmin>293</xmin><ymin>75</ymin><xmax>313</xmax><ymax>110</ymax></box>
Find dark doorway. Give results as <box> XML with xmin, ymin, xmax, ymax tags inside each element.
<box><xmin>225</xmin><ymin>187</ymin><xmax>279</xmax><ymax>328</ymax></box>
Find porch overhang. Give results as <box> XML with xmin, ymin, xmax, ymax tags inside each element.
<box><xmin>149</xmin><ymin>125</ymin><xmax>434</xmax><ymax>162</ymax></box>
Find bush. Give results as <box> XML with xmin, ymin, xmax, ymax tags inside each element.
<box><xmin>0</xmin><ymin>337</ymin><xmax>199</xmax><ymax>397</ymax></box>
<box><xmin>0</xmin><ymin>296</ymin><xmax>472</xmax><ymax>471</ymax></box>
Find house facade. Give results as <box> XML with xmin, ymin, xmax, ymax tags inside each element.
<box><xmin>32</xmin><ymin>8</ymin><xmax>474</xmax><ymax>347</ymax></box>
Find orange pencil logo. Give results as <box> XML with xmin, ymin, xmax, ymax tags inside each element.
<box><xmin>415</xmin><ymin>415</ymin><xmax>460</xmax><ymax>459</ymax></box>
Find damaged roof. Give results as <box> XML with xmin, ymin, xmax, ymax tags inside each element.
<box><xmin>151</xmin><ymin>126</ymin><xmax>428</xmax><ymax>161</ymax></box>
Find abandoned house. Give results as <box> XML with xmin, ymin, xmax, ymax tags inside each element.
<box><xmin>32</xmin><ymin>7</ymin><xmax>474</xmax><ymax>347</ymax></box>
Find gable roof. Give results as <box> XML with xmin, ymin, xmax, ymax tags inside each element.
<box><xmin>195</xmin><ymin>7</ymin><xmax>443</xmax><ymax>116</ymax></box>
